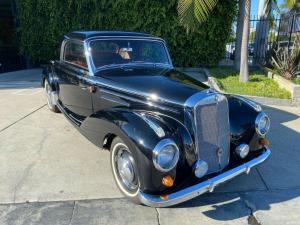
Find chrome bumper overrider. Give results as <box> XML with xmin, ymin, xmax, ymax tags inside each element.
<box><xmin>138</xmin><ymin>148</ymin><xmax>271</xmax><ymax>207</ymax></box>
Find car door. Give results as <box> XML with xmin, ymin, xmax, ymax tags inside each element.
<box><xmin>55</xmin><ymin>40</ymin><xmax>93</xmax><ymax>124</ymax></box>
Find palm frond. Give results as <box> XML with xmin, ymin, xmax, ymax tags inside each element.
<box><xmin>263</xmin><ymin>0</ymin><xmax>279</xmax><ymax>18</ymax></box>
<box><xmin>178</xmin><ymin>0</ymin><xmax>218</xmax><ymax>32</ymax></box>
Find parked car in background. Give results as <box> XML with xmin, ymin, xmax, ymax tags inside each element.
<box><xmin>42</xmin><ymin>31</ymin><xmax>271</xmax><ymax>207</ymax></box>
<box><xmin>229</xmin><ymin>43</ymin><xmax>255</xmax><ymax>60</ymax></box>
<box><xmin>278</xmin><ymin>40</ymin><xmax>295</xmax><ymax>50</ymax></box>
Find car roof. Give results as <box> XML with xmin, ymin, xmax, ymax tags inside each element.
<box><xmin>65</xmin><ymin>31</ymin><xmax>159</xmax><ymax>41</ymax></box>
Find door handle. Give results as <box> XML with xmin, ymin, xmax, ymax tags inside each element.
<box><xmin>79</xmin><ymin>83</ymin><xmax>88</xmax><ymax>90</ymax></box>
<box><xmin>80</xmin><ymin>86</ymin><xmax>88</xmax><ymax>90</ymax></box>
<box><xmin>80</xmin><ymin>84</ymin><xmax>96</xmax><ymax>93</ymax></box>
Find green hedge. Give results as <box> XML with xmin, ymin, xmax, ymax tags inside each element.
<box><xmin>17</xmin><ymin>0</ymin><xmax>236</xmax><ymax>67</ymax></box>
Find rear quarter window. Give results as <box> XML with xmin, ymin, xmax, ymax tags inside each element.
<box><xmin>63</xmin><ymin>41</ymin><xmax>87</xmax><ymax>68</ymax></box>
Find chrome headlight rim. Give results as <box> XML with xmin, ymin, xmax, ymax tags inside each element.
<box><xmin>153</xmin><ymin>139</ymin><xmax>179</xmax><ymax>172</ymax></box>
<box><xmin>255</xmin><ymin>112</ymin><xmax>270</xmax><ymax>136</ymax></box>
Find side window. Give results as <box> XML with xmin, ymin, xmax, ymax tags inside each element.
<box><xmin>63</xmin><ymin>41</ymin><xmax>87</xmax><ymax>68</ymax></box>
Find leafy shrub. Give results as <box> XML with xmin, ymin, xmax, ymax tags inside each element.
<box><xmin>16</xmin><ymin>0</ymin><xmax>236</xmax><ymax>67</ymax></box>
<box><xmin>267</xmin><ymin>39</ymin><xmax>300</xmax><ymax>79</ymax></box>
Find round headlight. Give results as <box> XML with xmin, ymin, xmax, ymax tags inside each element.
<box><xmin>255</xmin><ymin>112</ymin><xmax>270</xmax><ymax>136</ymax></box>
<box><xmin>153</xmin><ymin>139</ymin><xmax>179</xmax><ymax>172</ymax></box>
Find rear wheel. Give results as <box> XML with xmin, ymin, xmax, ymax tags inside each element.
<box><xmin>110</xmin><ymin>137</ymin><xmax>141</xmax><ymax>204</ymax></box>
<box><xmin>44</xmin><ymin>79</ymin><xmax>60</xmax><ymax>113</ymax></box>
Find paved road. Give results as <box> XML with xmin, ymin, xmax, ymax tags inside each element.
<box><xmin>0</xmin><ymin>69</ymin><xmax>300</xmax><ymax>225</ymax></box>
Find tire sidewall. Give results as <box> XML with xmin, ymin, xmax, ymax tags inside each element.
<box><xmin>44</xmin><ymin>79</ymin><xmax>59</xmax><ymax>113</ymax></box>
<box><xmin>110</xmin><ymin>137</ymin><xmax>140</xmax><ymax>200</ymax></box>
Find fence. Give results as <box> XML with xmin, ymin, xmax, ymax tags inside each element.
<box><xmin>221</xmin><ymin>12</ymin><xmax>300</xmax><ymax>66</ymax></box>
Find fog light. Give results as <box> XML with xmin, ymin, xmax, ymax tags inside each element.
<box><xmin>235</xmin><ymin>144</ymin><xmax>249</xmax><ymax>159</ymax></box>
<box><xmin>259</xmin><ymin>138</ymin><xmax>270</xmax><ymax>146</ymax></box>
<box><xmin>162</xmin><ymin>175</ymin><xmax>174</xmax><ymax>187</ymax></box>
<box><xmin>160</xmin><ymin>195</ymin><xmax>169</xmax><ymax>200</ymax></box>
<box><xmin>194</xmin><ymin>160</ymin><xmax>208</xmax><ymax>178</ymax></box>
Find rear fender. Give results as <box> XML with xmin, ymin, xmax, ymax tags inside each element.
<box><xmin>41</xmin><ymin>62</ymin><xmax>58</xmax><ymax>91</ymax></box>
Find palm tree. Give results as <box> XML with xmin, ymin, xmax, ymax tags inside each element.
<box><xmin>178</xmin><ymin>0</ymin><xmax>252</xmax><ymax>82</ymax></box>
<box><xmin>234</xmin><ymin>0</ymin><xmax>245</xmax><ymax>71</ymax></box>
<box><xmin>253</xmin><ymin>0</ymin><xmax>278</xmax><ymax>65</ymax></box>
<box><xmin>282</xmin><ymin>0</ymin><xmax>300</xmax><ymax>10</ymax></box>
<box><xmin>177</xmin><ymin>0</ymin><xmax>218</xmax><ymax>32</ymax></box>
<box><xmin>239</xmin><ymin>0</ymin><xmax>251</xmax><ymax>82</ymax></box>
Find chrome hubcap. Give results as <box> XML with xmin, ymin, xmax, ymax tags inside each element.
<box><xmin>115</xmin><ymin>148</ymin><xmax>138</xmax><ymax>191</ymax></box>
<box><xmin>44</xmin><ymin>82</ymin><xmax>52</xmax><ymax>107</ymax></box>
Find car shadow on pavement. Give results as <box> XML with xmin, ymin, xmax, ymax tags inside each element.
<box><xmin>170</xmin><ymin>105</ymin><xmax>300</xmax><ymax>221</ymax></box>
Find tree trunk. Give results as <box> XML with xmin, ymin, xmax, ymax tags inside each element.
<box><xmin>254</xmin><ymin>0</ymin><xmax>270</xmax><ymax>65</ymax></box>
<box><xmin>234</xmin><ymin>0</ymin><xmax>245</xmax><ymax>71</ymax></box>
<box><xmin>240</xmin><ymin>0</ymin><xmax>251</xmax><ymax>82</ymax></box>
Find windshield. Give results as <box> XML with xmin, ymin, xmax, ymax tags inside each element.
<box><xmin>89</xmin><ymin>39</ymin><xmax>170</xmax><ymax>69</ymax></box>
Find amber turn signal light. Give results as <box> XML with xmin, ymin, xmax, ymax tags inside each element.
<box><xmin>160</xmin><ymin>195</ymin><xmax>169</xmax><ymax>201</ymax></box>
<box><xmin>259</xmin><ymin>138</ymin><xmax>270</xmax><ymax>146</ymax></box>
<box><xmin>162</xmin><ymin>175</ymin><xmax>174</xmax><ymax>187</ymax></box>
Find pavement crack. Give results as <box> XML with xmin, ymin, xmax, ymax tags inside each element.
<box><xmin>241</xmin><ymin>197</ymin><xmax>262</xmax><ymax>225</ymax></box>
<box><xmin>0</xmin><ymin>104</ymin><xmax>46</xmax><ymax>133</ymax></box>
<box><xmin>155</xmin><ymin>208</ymin><xmax>161</xmax><ymax>225</ymax></box>
<box><xmin>13</xmin><ymin>162</ymin><xmax>36</xmax><ymax>203</ymax></box>
<box><xmin>256</xmin><ymin>168</ymin><xmax>270</xmax><ymax>191</ymax></box>
<box><xmin>68</xmin><ymin>201</ymin><xmax>76</xmax><ymax>225</ymax></box>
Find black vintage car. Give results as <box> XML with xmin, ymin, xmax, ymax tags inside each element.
<box><xmin>42</xmin><ymin>31</ymin><xmax>271</xmax><ymax>207</ymax></box>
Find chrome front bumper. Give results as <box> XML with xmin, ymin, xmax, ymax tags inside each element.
<box><xmin>138</xmin><ymin>148</ymin><xmax>271</xmax><ymax>207</ymax></box>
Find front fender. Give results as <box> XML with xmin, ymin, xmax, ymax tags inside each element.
<box><xmin>227</xmin><ymin>95</ymin><xmax>262</xmax><ymax>150</ymax></box>
<box><xmin>80</xmin><ymin>108</ymin><xmax>194</xmax><ymax>193</ymax></box>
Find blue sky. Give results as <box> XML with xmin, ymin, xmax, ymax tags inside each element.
<box><xmin>251</xmin><ymin>0</ymin><xmax>284</xmax><ymax>16</ymax></box>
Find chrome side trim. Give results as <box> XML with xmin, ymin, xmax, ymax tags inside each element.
<box><xmin>56</xmin><ymin>103</ymin><xmax>82</xmax><ymax>126</ymax></box>
<box><xmin>100</xmin><ymin>88</ymin><xmax>180</xmax><ymax>113</ymax></box>
<box><xmin>138</xmin><ymin>148</ymin><xmax>271</xmax><ymax>207</ymax></box>
<box><xmin>135</xmin><ymin>113</ymin><xmax>165</xmax><ymax>138</ymax></box>
<box><xmin>100</xmin><ymin>95</ymin><xmax>130</xmax><ymax>107</ymax></box>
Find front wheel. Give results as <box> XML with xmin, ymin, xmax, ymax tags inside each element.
<box><xmin>44</xmin><ymin>79</ymin><xmax>60</xmax><ymax>113</ymax></box>
<box><xmin>110</xmin><ymin>137</ymin><xmax>141</xmax><ymax>204</ymax></box>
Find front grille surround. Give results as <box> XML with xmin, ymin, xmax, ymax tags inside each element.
<box><xmin>184</xmin><ymin>91</ymin><xmax>230</xmax><ymax>175</ymax></box>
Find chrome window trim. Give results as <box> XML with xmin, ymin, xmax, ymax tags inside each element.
<box><xmin>152</xmin><ymin>138</ymin><xmax>180</xmax><ymax>172</ymax></box>
<box><xmin>60</xmin><ymin>38</ymin><xmax>94</xmax><ymax>76</ymax></box>
<box><xmin>85</xmin><ymin>36</ymin><xmax>165</xmax><ymax>42</ymax></box>
<box><xmin>86</xmin><ymin>37</ymin><xmax>173</xmax><ymax>73</ymax></box>
<box><xmin>60</xmin><ymin>39</ymin><xmax>89</xmax><ymax>70</ymax></box>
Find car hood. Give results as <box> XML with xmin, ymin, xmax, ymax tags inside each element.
<box><xmin>93</xmin><ymin>66</ymin><xmax>209</xmax><ymax>106</ymax></box>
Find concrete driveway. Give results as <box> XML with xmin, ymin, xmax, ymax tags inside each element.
<box><xmin>0</xmin><ymin>69</ymin><xmax>300</xmax><ymax>225</ymax></box>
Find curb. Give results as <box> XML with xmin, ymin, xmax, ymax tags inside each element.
<box><xmin>203</xmin><ymin>68</ymin><xmax>298</xmax><ymax>107</ymax></box>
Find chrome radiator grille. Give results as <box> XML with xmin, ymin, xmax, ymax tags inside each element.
<box><xmin>193</xmin><ymin>94</ymin><xmax>230</xmax><ymax>174</ymax></box>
